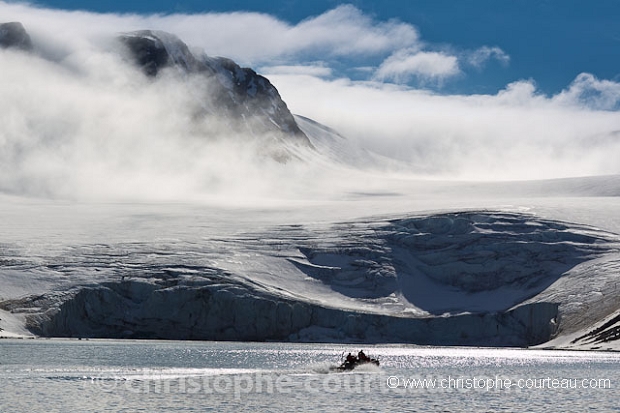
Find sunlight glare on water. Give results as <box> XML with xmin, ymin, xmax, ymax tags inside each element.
<box><xmin>0</xmin><ymin>340</ymin><xmax>618</xmax><ymax>412</ymax></box>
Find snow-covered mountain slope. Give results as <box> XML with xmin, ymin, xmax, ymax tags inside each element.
<box><xmin>294</xmin><ymin>115</ymin><xmax>397</xmax><ymax>170</ymax></box>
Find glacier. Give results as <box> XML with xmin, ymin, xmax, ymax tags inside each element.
<box><xmin>2</xmin><ymin>194</ymin><xmax>620</xmax><ymax>349</ymax></box>
<box><xmin>1</xmin><ymin>22</ymin><xmax>620</xmax><ymax>350</ymax></box>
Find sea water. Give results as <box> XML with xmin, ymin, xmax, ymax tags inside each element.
<box><xmin>0</xmin><ymin>339</ymin><xmax>618</xmax><ymax>412</ymax></box>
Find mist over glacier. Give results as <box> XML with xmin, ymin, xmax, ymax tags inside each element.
<box><xmin>0</xmin><ymin>27</ymin><xmax>314</xmax><ymax>201</ymax></box>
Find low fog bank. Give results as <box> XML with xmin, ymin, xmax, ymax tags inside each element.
<box><xmin>268</xmin><ymin>74</ymin><xmax>620</xmax><ymax>181</ymax></box>
<box><xmin>0</xmin><ymin>51</ymin><xmax>302</xmax><ymax>198</ymax></box>
<box><xmin>0</xmin><ymin>28</ymin><xmax>326</xmax><ymax>202</ymax></box>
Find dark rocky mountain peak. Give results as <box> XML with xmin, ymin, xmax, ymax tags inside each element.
<box><xmin>119</xmin><ymin>30</ymin><xmax>310</xmax><ymax>145</ymax></box>
<box><xmin>118</xmin><ymin>30</ymin><xmax>202</xmax><ymax>76</ymax></box>
<box><xmin>0</xmin><ymin>22</ymin><xmax>33</xmax><ymax>51</ymax></box>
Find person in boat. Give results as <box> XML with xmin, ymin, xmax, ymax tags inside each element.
<box><xmin>358</xmin><ymin>350</ymin><xmax>369</xmax><ymax>362</ymax></box>
<box><xmin>346</xmin><ymin>353</ymin><xmax>356</xmax><ymax>364</ymax></box>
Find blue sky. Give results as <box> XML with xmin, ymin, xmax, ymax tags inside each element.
<box><xmin>21</xmin><ymin>0</ymin><xmax>620</xmax><ymax>95</ymax></box>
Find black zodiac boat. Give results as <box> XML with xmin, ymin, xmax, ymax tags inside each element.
<box><xmin>333</xmin><ymin>350</ymin><xmax>380</xmax><ymax>371</ymax></box>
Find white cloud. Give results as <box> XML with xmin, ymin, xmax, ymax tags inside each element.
<box><xmin>553</xmin><ymin>73</ymin><xmax>620</xmax><ymax>110</ymax></box>
<box><xmin>0</xmin><ymin>2</ymin><xmax>420</xmax><ymax>65</ymax></box>
<box><xmin>466</xmin><ymin>46</ymin><xmax>510</xmax><ymax>68</ymax></box>
<box><xmin>0</xmin><ymin>1</ymin><xmax>510</xmax><ymax>85</ymax></box>
<box><xmin>494</xmin><ymin>80</ymin><xmax>545</xmax><ymax>106</ymax></box>
<box><xmin>374</xmin><ymin>45</ymin><xmax>510</xmax><ymax>85</ymax></box>
<box><xmin>288</xmin><ymin>5</ymin><xmax>419</xmax><ymax>57</ymax></box>
<box><xmin>260</xmin><ymin>64</ymin><xmax>333</xmax><ymax>78</ymax></box>
<box><xmin>375</xmin><ymin>50</ymin><xmax>460</xmax><ymax>83</ymax></box>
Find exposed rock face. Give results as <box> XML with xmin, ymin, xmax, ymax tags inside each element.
<box><xmin>0</xmin><ymin>22</ymin><xmax>33</xmax><ymax>51</ymax></box>
<box><xmin>119</xmin><ymin>30</ymin><xmax>310</xmax><ymax>145</ymax></box>
<box><xmin>119</xmin><ymin>31</ymin><xmax>179</xmax><ymax>76</ymax></box>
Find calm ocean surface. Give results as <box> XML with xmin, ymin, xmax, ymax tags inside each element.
<box><xmin>0</xmin><ymin>339</ymin><xmax>618</xmax><ymax>412</ymax></box>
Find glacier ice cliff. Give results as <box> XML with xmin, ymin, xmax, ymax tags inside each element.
<box><xmin>15</xmin><ymin>281</ymin><xmax>559</xmax><ymax>347</ymax></box>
